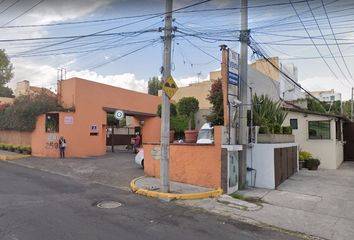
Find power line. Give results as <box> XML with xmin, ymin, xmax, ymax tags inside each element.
<box><xmin>249</xmin><ymin>37</ymin><xmax>328</xmax><ymax>111</ymax></box>
<box><xmin>321</xmin><ymin>0</ymin><xmax>354</xmax><ymax>81</ymax></box>
<box><xmin>305</xmin><ymin>0</ymin><xmax>352</xmax><ymax>85</ymax></box>
<box><xmin>0</xmin><ymin>0</ymin><xmax>20</xmax><ymax>16</ymax></box>
<box><xmin>88</xmin><ymin>39</ymin><xmax>160</xmax><ymax>70</ymax></box>
<box><xmin>13</xmin><ymin>0</ymin><xmax>213</xmax><ymax>57</ymax></box>
<box><xmin>1</xmin><ymin>0</ymin><xmax>44</xmax><ymax>27</ymax></box>
<box><xmin>288</xmin><ymin>0</ymin><xmax>350</xmax><ymax>88</ymax></box>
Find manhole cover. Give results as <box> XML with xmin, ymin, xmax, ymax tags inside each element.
<box><xmin>96</xmin><ymin>201</ymin><xmax>122</xmax><ymax>209</ymax></box>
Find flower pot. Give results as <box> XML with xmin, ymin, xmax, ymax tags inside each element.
<box><xmin>308</xmin><ymin>165</ymin><xmax>319</xmax><ymax>170</ymax></box>
<box><xmin>299</xmin><ymin>160</ymin><xmax>304</xmax><ymax>170</ymax></box>
<box><xmin>184</xmin><ymin>130</ymin><xmax>198</xmax><ymax>143</ymax></box>
<box><xmin>169</xmin><ymin>130</ymin><xmax>175</xmax><ymax>143</ymax></box>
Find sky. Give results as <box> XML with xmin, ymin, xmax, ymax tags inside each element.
<box><xmin>1</xmin><ymin>0</ymin><xmax>354</xmax><ymax>99</ymax></box>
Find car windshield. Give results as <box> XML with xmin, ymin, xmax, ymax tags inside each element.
<box><xmin>197</xmin><ymin>129</ymin><xmax>213</xmax><ymax>141</ymax></box>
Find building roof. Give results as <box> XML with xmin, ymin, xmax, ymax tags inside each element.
<box><xmin>284</xmin><ymin>107</ymin><xmax>349</xmax><ymax>121</ymax></box>
<box><xmin>29</xmin><ymin>86</ymin><xmax>56</xmax><ymax>98</ymax></box>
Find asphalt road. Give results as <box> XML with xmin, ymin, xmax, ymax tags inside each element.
<box><xmin>0</xmin><ymin>161</ymin><xmax>301</xmax><ymax>240</ymax></box>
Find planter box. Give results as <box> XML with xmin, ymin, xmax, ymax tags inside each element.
<box><xmin>257</xmin><ymin>134</ymin><xmax>295</xmax><ymax>143</ymax></box>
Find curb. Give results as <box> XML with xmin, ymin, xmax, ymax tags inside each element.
<box><xmin>0</xmin><ymin>155</ymin><xmax>30</xmax><ymax>161</ymax></box>
<box><xmin>130</xmin><ymin>176</ymin><xmax>223</xmax><ymax>200</ymax></box>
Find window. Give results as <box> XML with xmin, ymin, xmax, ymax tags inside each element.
<box><xmin>330</xmin><ymin>95</ymin><xmax>335</xmax><ymax>101</ymax></box>
<box><xmin>46</xmin><ymin>113</ymin><xmax>59</xmax><ymax>132</ymax></box>
<box><xmin>290</xmin><ymin>119</ymin><xmax>298</xmax><ymax>129</ymax></box>
<box><xmin>308</xmin><ymin>120</ymin><xmax>330</xmax><ymax>139</ymax></box>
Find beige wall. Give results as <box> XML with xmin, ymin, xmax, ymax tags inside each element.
<box><xmin>250</xmin><ymin>57</ymin><xmax>280</xmax><ymax>81</ymax></box>
<box><xmin>284</xmin><ymin>112</ymin><xmax>343</xmax><ymax>169</ymax></box>
<box><xmin>0</xmin><ymin>97</ymin><xmax>14</xmax><ymax>105</ymax></box>
<box><xmin>0</xmin><ymin>130</ymin><xmax>31</xmax><ymax>145</ymax></box>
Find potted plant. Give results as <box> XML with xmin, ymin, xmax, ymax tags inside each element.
<box><xmin>177</xmin><ymin>97</ymin><xmax>199</xmax><ymax>143</ymax></box>
<box><xmin>299</xmin><ymin>151</ymin><xmax>312</xmax><ymax>169</ymax></box>
<box><xmin>307</xmin><ymin>158</ymin><xmax>320</xmax><ymax>170</ymax></box>
<box><xmin>157</xmin><ymin>103</ymin><xmax>177</xmax><ymax>143</ymax></box>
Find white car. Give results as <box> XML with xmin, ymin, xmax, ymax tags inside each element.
<box><xmin>135</xmin><ymin>148</ymin><xmax>144</xmax><ymax>168</ymax></box>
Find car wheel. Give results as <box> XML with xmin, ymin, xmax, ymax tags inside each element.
<box><xmin>142</xmin><ymin>159</ymin><xmax>144</xmax><ymax>169</ymax></box>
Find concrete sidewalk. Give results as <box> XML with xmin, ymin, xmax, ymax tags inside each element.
<box><xmin>178</xmin><ymin>162</ymin><xmax>354</xmax><ymax>240</ymax></box>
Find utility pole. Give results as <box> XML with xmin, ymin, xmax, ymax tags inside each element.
<box><xmin>238</xmin><ymin>0</ymin><xmax>249</xmax><ymax>189</ymax></box>
<box><xmin>351</xmin><ymin>87</ymin><xmax>354</xmax><ymax>121</ymax></box>
<box><xmin>160</xmin><ymin>0</ymin><xmax>173</xmax><ymax>192</ymax></box>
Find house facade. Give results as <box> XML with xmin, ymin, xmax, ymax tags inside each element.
<box><xmin>283</xmin><ymin>108</ymin><xmax>345</xmax><ymax>169</ymax></box>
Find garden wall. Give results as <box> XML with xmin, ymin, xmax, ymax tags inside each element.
<box><xmin>144</xmin><ymin>126</ymin><xmax>222</xmax><ymax>189</ymax></box>
<box><xmin>0</xmin><ymin>130</ymin><xmax>31</xmax><ymax>145</ymax></box>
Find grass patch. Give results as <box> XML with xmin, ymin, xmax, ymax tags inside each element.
<box><xmin>230</xmin><ymin>193</ymin><xmax>263</xmax><ymax>204</ymax></box>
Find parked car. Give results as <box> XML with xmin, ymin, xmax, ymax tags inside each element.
<box><xmin>196</xmin><ymin>123</ymin><xmax>214</xmax><ymax>144</ymax></box>
<box><xmin>135</xmin><ymin>148</ymin><xmax>144</xmax><ymax>168</ymax></box>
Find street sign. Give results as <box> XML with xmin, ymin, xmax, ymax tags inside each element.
<box><xmin>228</xmin><ymin>49</ymin><xmax>240</xmax><ymax>86</ymax></box>
<box><xmin>114</xmin><ymin>110</ymin><xmax>124</xmax><ymax>120</ymax></box>
<box><xmin>162</xmin><ymin>75</ymin><xmax>178</xmax><ymax>99</ymax></box>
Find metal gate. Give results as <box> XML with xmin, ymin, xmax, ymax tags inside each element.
<box><xmin>274</xmin><ymin>147</ymin><xmax>297</xmax><ymax>188</ymax></box>
<box><xmin>343</xmin><ymin>122</ymin><xmax>354</xmax><ymax>161</ymax></box>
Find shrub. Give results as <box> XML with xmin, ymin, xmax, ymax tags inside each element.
<box><xmin>282</xmin><ymin>126</ymin><xmax>292</xmax><ymax>135</ymax></box>
<box><xmin>307</xmin><ymin>158</ymin><xmax>320</xmax><ymax>170</ymax></box>
<box><xmin>272</xmin><ymin>124</ymin><xmax>282</xmax><ymax>134</ymax></box>
<box><xmin>0</xmin><ymin>91</ymin><xmax>68</xmax><ymax>132</ymax></box>
<box><xmin>258</xmin><ymin>126</ymin><xmax>270</xmax><ymax>134</ymax></box>
<box><xmin>299</xmin><ymin>151</ymin><xmax>312</xmax><ymax>161</ymax></box>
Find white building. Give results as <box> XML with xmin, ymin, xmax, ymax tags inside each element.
<box><xmin>309</xmin><ymin>89</ymin><xmax>342</xmax><ymax>102</ymax></box>
<box><xmin>250</xmin><ymin>58</ymin><xmax>305</xmax><ymax>101</ymax></box>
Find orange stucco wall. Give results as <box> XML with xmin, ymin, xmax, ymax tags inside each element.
<box><xmin>32</xmin><ymin>78</ymin><xmax>161</xmax><ymax>158</ymax></box>
<box><xmin>144</xmin><ymin>126</ymin><xmax>222</xmax><ymax>188</ymax></box>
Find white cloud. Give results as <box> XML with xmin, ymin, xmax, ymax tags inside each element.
<box><xmin>66</xmin><ymin>70</ymin><xmax>148</xmax><ymax>93</ymax></box>
<box><xmin>27</xmin><ymin>0</ymin><xmax>112</xmax><ymax>24</ymax></box>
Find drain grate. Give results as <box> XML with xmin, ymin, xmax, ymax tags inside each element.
<box><xmin>96</xmin><ymin>201</ymin><xmax>122</xmax><ymax>209</ymax></box>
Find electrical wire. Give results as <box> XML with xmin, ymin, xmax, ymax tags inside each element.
<box><xmin>1</xmin><ymin>0</ymin><xmax>44</xmax><ymax>27</ymax></box>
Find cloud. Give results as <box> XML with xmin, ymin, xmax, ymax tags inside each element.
<box><xmin>26</xmin><ymin>0</ymin><xmax>112</xmax><ymax>24</ymax></box>
<box><xmin>66</xmin><ymin>70</ymin><xmax>148</xmax><ymax>93</ymax></box>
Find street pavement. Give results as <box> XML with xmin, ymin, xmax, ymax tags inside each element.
<box><xmin>5</xmin><ymin>150</ymin><xmax>354</xmax><ymax>239</ymax></box>
<box><xmin>0</xmin><ymin>161</ymin><xmax>301</xmax><ymax>240</ymax></box>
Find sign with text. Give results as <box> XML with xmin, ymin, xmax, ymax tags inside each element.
<box><xmin>228</xmin><ymin>49</ymin><xmax>240</xmax><ymax>86</ymax></box>
<box><xmin>64</xmin><ymin>116</ymin><xmax>74</xmax><ymax>125</ymax></box>
<box><xmin>162</xmin><ymin>75</ymin><xmax>178</xmax><ymax>99</ymax></box>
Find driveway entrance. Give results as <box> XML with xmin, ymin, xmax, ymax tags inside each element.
<box><xmin>5</xmin><ymin>151</ymin><xmax>143</xmax><ymax>191</ymax></box>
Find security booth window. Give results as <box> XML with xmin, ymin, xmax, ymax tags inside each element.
<box><xmin>308</xmin><ymin>120</ymin><xmax>330</xmax><ymax>139</ymax></box>
<box><xmin>45</xmin><ymin>113</ymin><xmax>59</xmax><ymax>132</ymax></box>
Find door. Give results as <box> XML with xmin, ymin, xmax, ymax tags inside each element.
<box><xmin>227</xmin><ymin>151</ymin><xmax>238</xmax><ymax>194</ymax></box>
<box><xmin>343</xmin><ymin>122</ymin><xmax>354</xmax><ymax>161</ymax></box>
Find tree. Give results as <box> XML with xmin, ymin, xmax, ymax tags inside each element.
<box><xmin>177</xmin><ymin>97</ymin><xmax>199</xmax><ymax>130</ymax></box>
<box><xmin>0</xmin><ymin>49</ymin><xmax>14</xmax><ymax>97</ymax></box>
<box><xmin>148</xmin><ymin>76</ymin><xmax>162</xmax><ymax>96</ymax></box>
<box><xmin>0</xmin><ymin>49</ymin><xmax>13</xmax><ymax>86</ymax></box>
<box><xmin>206</xmin><ymin>79</ymin><xmax>224</xmax><ymax>126</ymax></box>
<box><xmin>0</xmin><ymin>85</ymin><xmax>14</xmax><ymax>97</ymax></box>
<box><xmin>0</xmin><ymin>92</ymin><xmax>61</xmax><ymax>131</ymax></box>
